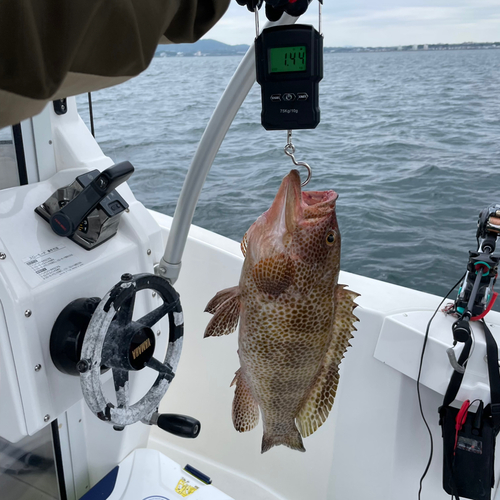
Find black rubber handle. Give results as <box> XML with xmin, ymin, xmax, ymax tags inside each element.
<box><xmin>49</xmin><ymin>161</ymin><xmax>134</xmax><ymax>237</ymax></box>
<box><xmin>156</xmin><ymin>414</ymin><xmax>201</xmax><ymax>439</ymax></box>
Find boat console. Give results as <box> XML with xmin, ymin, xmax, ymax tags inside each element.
<box><xmin>0</xmin><ymin>99</ymin><xmax>229</xmax><ymax>499</ymax></box>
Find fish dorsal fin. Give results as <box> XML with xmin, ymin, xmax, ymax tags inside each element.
<box><xmin>296</xmin><ymin>285</ymin><xmax>360</xmax><ymax>438</ymax></box>
<box><xmin>204</xmin><ymin>286</ymin><xmax>241</xmax><ymax>337</ymax></box>
<box><xmin>231</xmin><ymin>369</ymin><xmax>260</xmax><ymax>433</ymax></box>
<box><xmin>241</xmin><ymin>232</ymin><xmax>248</xmax><ymax>257</ymax></box>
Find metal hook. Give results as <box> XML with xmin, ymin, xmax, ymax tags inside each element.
<box><xmin>284</xmin><ymin>130</ymin><xmax>312</xmax><ymax>187</ymax></box>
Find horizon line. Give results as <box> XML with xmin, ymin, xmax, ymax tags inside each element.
<box><xmin>177</xmin><ymin>38</ymin><xmax>500</xmax><ymax>49</ymax></box>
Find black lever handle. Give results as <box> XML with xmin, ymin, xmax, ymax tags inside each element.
<box><xmin>49</xmin><ymin>162</ymin><xmax>134</xmax><ymax>237</ymax></box>
<box><xmin>156</xmin><ymin>413</ymin><xmax>201</xmax><ymax>439</ymax></box>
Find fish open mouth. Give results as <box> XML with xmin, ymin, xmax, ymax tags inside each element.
<box><xmin>302</xmin><ymin>190</ymin><xmax>338</xmax><ymax>207</ymax></box>
<box><xmin>264</xmin><ymin>171</ymin><xmax>338</xmax><ymax>236</ymax></box>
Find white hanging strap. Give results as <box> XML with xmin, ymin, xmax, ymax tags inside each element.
<box><xmin>318</xmin><ymin>0</ymin><xmax>323</xmax><ymax>35</ymax></box>
<box><xmin>254</xmin><ymin>6</ymin><xmax>260</xmax><ymax>38</ymax></box>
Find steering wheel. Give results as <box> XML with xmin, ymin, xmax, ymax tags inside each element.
<box><xmin>77</xmin><ymin>273</ymin><xmax>183</xmax><ymax>426</ymax></box>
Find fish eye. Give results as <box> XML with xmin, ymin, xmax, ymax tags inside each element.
<box><xmin>326</xmin><ymin>232</ymin><xmax>335</xmax><ymax>246</ymax></box>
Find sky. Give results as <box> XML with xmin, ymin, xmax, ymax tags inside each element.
<box><xmin>204</xmin><ymin>0</ymin><xmax>500</xmax><ymax>47</ymax></box>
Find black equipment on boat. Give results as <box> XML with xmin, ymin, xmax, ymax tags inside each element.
<box><xmin>437</xmin><ymin>205</ymin><xmax>500</xmax><ymax>499</ymax></box>
<box><xmin>439</xmin><ymin>321</ymin><xmax>500</xmax><ymax>500</ymax></box>
<box><xmin>452</xmin><ymin>205</ymin><xmax>500</xmax><ymax>341</ymax></box>
<box><xmin>236</xmin><ymin>0</ymin><xmax>314</xmax><ymax>21</ymax></box>
<box><xmin>35</xmin><ymin>162</ymin><xmax>134</xmax><ymax>250</ymax></box>
<box><xmin>255</xmin><ymin>24</ymin><xmax>323</xmax><ymax>130</ymax></box>
<box><xmin>50</xmin><ymin>297</ymin><xmax>104</xmax><ymax>376</ymax></box>
<box><xmin>152</xmin><ymin>413</ymin><xmax>201</xmax><ymax>439</ymax></box>
<box><xmin>50</xmin><ymin>273</ymin><xmax>200</xmax><ymax>438</ymax></box>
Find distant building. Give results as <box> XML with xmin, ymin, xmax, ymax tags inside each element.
<box><xmin>397</xmin><ymin>46</ymin><xmax>403</xmax><ymax>51</ymax></box>
<box><xmin>412</xmin><ymin>45</ymin><xmax>418</xmax><ymax>50</ymax></box>
<box><xmin>423</xmin><ymin>44</ymin><xmax>428</xmax><ymax>50</ymax></box>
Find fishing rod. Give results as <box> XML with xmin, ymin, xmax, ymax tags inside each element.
<box><xmin>418</xmin><ymin>205</ymin><xmax>500</xmax><ymax>500</ymax></box>
<box><xmin>451</xmin><ymin>205</ymin><xmax>500</xmax><ymax>341</ymax></box>
<box><xmin>438</xmin><ymin>205</ymin><xmax>500</xmax><ymax>500</ymax></box>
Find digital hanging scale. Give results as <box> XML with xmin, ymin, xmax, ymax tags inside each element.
<box><xmin>255</xmin><ymin>24</ymin><xmax>323</xmax><ymax>131</ymax></box>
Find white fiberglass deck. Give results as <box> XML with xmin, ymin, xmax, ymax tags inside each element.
<box><xmin>147</xmin><ymin>211</ymin><xmax>500</xmax><ymax>500</ymax></box>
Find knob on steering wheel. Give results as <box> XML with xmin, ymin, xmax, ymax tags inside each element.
<box><xmin>77</xmin><ymin>273</ymin><xmax>183</xmax><ymax>426</ymax></box>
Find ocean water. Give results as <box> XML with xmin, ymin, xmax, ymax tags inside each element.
<box><xmin>76</xmin><ymin>49</ymin><xmax>500</xmax><ymax>299</ymax></box>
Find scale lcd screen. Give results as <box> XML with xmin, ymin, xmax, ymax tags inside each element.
<box><xmin>269</xmin><ymin>46</ymin><xmax>306</xmax><ymax>73</ymax></box>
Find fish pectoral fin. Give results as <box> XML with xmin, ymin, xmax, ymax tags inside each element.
<box><xmin>203</xmin><ymin>287</ymin><xmax>241</xmax><ymax>338</ymax></box>
<box><xmin>296</xmin><ymin>284</ymin><xmax>360</xmax><ymax>438</ymax></box>
<box><xmin>232</xmin><ymin>369</ymin><xmax>260</xmax><ymax>433</ymax></box>
<box><xmin>204</xmin><ymin>285</ymin><xmax>240</xmax><ymax>314</ymax></box>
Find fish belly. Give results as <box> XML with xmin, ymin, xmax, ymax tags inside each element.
<box><xmin>238</xmin><ymin>294</ymin><xmax>333</xmax><ymax>450</ymax></box>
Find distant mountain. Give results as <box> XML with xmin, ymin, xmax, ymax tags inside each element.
<box><xmin>155</xmin><ymin>39</ymin><xmax>249</xmax><ymax>56</ymax></box>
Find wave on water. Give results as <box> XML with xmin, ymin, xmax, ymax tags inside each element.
<box><xmin>77</xmin><ymin>49</ymin><xmax>500</xmax><ymax>299</ymax></box>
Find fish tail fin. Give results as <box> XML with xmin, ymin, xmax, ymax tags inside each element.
<box><xmin>261</xmin><ymin>426</ymin><xmax>305</xmax><ymax>454</ymax></box>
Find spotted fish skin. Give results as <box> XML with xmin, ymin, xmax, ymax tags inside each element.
<box><xmin>204</xmin><ymin>170</ymin><xmax>359</xmax><ymax>453</ymax></box>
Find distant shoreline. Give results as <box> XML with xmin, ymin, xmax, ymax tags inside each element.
<box><xmin>326</xmin><ymin>42</ymin><xmax>500</xmax><ymax>53</ymax></box>
<box><xmin>155</xmin><ymin>40</ymin><xmax>500</xmax><ymax>57</ymax></box>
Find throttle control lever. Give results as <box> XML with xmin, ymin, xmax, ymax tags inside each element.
<box><xmin>49</xmin><ymin>162</ymin><xmax>133</xmax><ymax>237</ymax></box>
<box><xmin>36</xmin><ymin>162</ymin><xmax>134</xmax><ymax>250</ymax></box>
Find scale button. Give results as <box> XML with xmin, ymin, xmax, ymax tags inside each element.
<box><xmin>283</xmin><ymin>93</ymin><xmax>296</xmax><ymax>102</ymax></box>
<box><xmin>297</xmin><ymin>93</ymin><xmax>309</xmax><ymax>101</ymax></box>
<box><xmin>270</xmin><ymin>94</ymin><xmax>282</xmax><ymax>102</ymax></box>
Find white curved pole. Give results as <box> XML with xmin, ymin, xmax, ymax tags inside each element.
<box><xmin>157</xmin><ymin>13</ymin><xmax>297</xmax><ymax>284</ymax></box>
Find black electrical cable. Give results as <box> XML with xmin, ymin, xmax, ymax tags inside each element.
<box><xmin>417</xmin><ymin>273</ymin><xmax>466</xmax><ymax>500</ymax></box>
<box><xmin>51</xmin><ymin>419</ymin><xmax>68</xmax><ymax>500</ymax></box>
<box><xmin>12</xmin><ymin>124</ymin><xmax>28</xmax><ymax>185</ymax></box>
<box><xmin>88</xmin><ymin>92</ymin><xmax>95</xmax><ymax>138</ymax></box>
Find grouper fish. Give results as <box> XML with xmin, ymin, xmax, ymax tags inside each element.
<box><xmin>204</xmin><ymin>169</ymin><xmax>359</xmax><ymax>453</ymax></box>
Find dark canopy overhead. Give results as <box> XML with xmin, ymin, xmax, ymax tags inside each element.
<box><xmin>0</xmin><ymin>0</ymin><xmax>230</xmax><ymax>128</ymax></box>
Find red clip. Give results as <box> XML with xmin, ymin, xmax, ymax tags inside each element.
<box><xmin>471</xmin><ymin>291</ymin><xmax>498</xmax><ymax>321</ymax></box>
<box><xmin>454</xmin><ymin>400</ymin><xmax>470</xmax><ymax>454</ymax></box>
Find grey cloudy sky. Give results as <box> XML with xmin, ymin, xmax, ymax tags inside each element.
<box><xmin>205</xmin><ymin>0</ymin><xmax>500</xmax><ymax>47</ymax></box>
